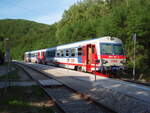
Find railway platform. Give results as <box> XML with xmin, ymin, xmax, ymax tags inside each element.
<box><xmin>16</xmin><ymin>61</ymin><xmax>150</xmax><ymax>113</ymax></box>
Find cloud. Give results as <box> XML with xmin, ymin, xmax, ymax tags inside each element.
<box><xmin>33</xmin><ymin>13</ymin><xmax>62</xmax><ymax>25</ymax></box>
<box><xmin>31</xmin><ymin>0</ymin><xmax>82</xmax><ymax>25</ymax></box>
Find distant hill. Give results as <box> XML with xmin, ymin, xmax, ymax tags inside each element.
<box><xmin>0</xmin><ymin>19</ymin><xmax>57</xmax><ymax>59</ymax></box>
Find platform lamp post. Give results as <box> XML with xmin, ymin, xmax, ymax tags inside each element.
<box><xmin>132</xmin><ymin>33</ymin><xmax>136</xmax><ymax>80</ymax></box>
<box><xmin>4</xmin><ymin>38</ymin><xmax>11</xmax><ymax>92</ymax></box>
<box><xmin>5</xmin><ymin>38</ymin><xmax>10</xmax><ymax>62</ymax></box>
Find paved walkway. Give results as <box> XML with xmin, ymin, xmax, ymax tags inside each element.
<box><xmin>23</xmin><ymin>62</ymin><xmax>150</xmax><ymax>113</ymax></box>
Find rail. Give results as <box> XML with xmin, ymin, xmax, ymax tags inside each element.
<box><xmin>14</xmin><ymin>61</ymin><xmax>117</xmax><ymax>113</ymax></box>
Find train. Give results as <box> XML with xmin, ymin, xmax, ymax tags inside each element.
<box><xmin>24</xmin><ymin>36</ymin><xmax>126</xmax><ymax>77</ymax></box>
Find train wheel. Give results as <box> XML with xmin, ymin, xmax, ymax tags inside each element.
<box><xmin>41</xmin><ymin>60</ymin><xmax>44</xmax><ymax>64</ymax></box>
<box><xmin>77</xmin><ymin>66</ymin><xmax>82</xmax><ymax>71</ymax></box>
<box><xmin>74</xmin><ymin>66</ymin><xmax>78</xmax><ymax>71</ymax></box>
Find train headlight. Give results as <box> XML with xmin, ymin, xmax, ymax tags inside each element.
<box><xmin>95</xmin><ymin>59</ymin><xmax>100</xmax><ymax>63</ymax></box>
<box><xmin>102</xmin><ymin>59</ymin><xmax>108</xmax><ymax>64</ymax></box>
<box><xmin>120</xmin><ymin>60</ymin><xmax>126</xmax><ymax>64</ymax></box>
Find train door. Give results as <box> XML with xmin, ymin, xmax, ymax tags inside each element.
<box><xmin>38</xmin><ymin>52</ymin><xmax>40</xmax><ymax>63</ymax></box>
<box><xmin>41</xmin><ymin>51</ymin><xmax>46</xmax><ymax>64</ymax></box>
<box><xmin>29</xmin><ymin>53</ymin><xmax>31</xmax><ymax>62</ymax></box>
<box><xmin>85</xmin><ymin>44</ymin><xmax>98</xmax><ymax>72</ymax></box>
<box><xmin>86</xmin><ymin>44</ymin><xmax>93</xmax><ymax>72</ymax></box>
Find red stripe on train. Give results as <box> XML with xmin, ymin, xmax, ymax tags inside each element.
<box><xmin>92</xmin><ymin>72</ymin><xmax>110</xmax><ymax>77</ymax></box>
<box><xmin>101</xmin><ymin>55</ymin><xmax>125</xmax><ymax>59</ymax></box>
<box><xmin>56</xmin><ymin>62</ymin><xmax>110</xmax><ymax>77</ymax></box>
<box><xmin>47</xmin><ymin>61</ymin><xmax>100</xmax><ymax>68</ymax></box>
<box><xmin>54</xmin><ymin>62</ymin><xmax>110</xmax><ymax>77</ymax></box>
<box><xmin>46</xmin><ymin>61</ymin><xmax>112</xmax><ymax>77</ymax></box>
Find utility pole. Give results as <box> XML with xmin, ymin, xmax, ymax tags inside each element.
<box><xmin>133</xmin><ymin>33</ymin><xmax>136</xmax><ymax>80</ymax></box>
<box><xmin>4</xmin><ymin>38</ymin><xmax>10</xmax><ymax>92</ymax></box>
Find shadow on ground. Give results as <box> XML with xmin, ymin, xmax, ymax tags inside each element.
<box><xmin>0</xmin><ymin>86</ymin><xmax>57</xmax><ymax>113</ymax></box>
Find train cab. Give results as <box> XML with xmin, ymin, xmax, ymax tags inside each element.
<box><xmin>97</xmin><ymin>37</ymin><xmax>126</xmax><ymax>76</ymax></box>
<box><xmin>24</xmin><ymin>52</ymin><xmax>31</xmax><ymax>62</ymax></box>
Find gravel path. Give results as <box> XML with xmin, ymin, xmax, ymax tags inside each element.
<box><xmin>17</xmin><ymin>67</ymin><xmax>31</xmax><ymax>81</ymax></box>
<box><xmin>0</xmin><ymin>66</ymin><xmax>8</xmax><ymax>77</ymax></box>
<box><xmin>23</xmin><ymin>62</ymin><xmax>150</xmax><ymax>113</ymax></box>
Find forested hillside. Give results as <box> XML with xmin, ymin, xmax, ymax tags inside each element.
<box><xmin>0</xmin><ymin>0</ymin><xmax>150</xmax><ymax>78</ymax></box>
<box><xmin>0</xmin><ymin>19</ymin><xmax>57</xmax><ymax>59</ymax></box>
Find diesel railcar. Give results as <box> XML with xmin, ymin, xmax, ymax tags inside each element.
<box><xmin>24</xmin><ymin>36</ymin><xmax>126</xmax><ymax>77</ymax></box>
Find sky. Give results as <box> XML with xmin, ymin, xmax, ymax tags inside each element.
<box><xmin>0</xmin><ymin>0</ymin><xmax>81</xmax><ymax>25</ymax></box>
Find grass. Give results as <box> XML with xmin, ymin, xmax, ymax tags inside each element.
<box><xmin>0</xmin><ymin>86</ymin><xmax>58</xmax><ymax>113</ymax></box>
<box><xmin>139</xmin><ymin>71</ymin><xmax>150</xmax><ymax>82</ymax></box>
<box><xmin>0</xmin><ymin>69</ymin><xmax>20</xmax><ymax>80</ymax></box>
<box><xmin>0</xmin><ymin>62</ymin><xmax>7</xmax><ymax>66</ymax></box>
<box><xmin>118</xmin><ymin>69</ymin><xmax>150</xmax><ymax>82</ymax></box>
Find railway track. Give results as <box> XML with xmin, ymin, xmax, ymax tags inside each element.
<box><xmin>14</xmin><ymin>62</ymin><xmax>117</xmax><ymax>113</ymax></box>
<box><xmin>119</xmin><ymin>78</ymin><xmax>150</xmax><ymax>87</ymax></box>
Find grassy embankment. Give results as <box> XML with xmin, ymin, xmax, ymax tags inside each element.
<box><xmin>119</xmin><ymin>69</ymin><xmax>150</xmax><ymax>82</ymax></box>
<box><xmin>0</xmin><ymin>63</ymin><xmax>20</xmax><ymax>80</ymax></box>
<box><xmin>0</xmin><ymin>86</ymin><xmax>57</xmax><ymax>113</ymax></box>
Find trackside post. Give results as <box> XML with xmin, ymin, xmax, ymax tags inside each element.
<box><xmin>132</xmin><ymin>33</ymin><xmax>136</xmax><ymax>80</ymax></box>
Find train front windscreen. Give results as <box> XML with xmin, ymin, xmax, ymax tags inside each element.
<box><xmin>100</xmin><ymin>43</ymin><xmax>124</xmax><ymax>55</ymax></box>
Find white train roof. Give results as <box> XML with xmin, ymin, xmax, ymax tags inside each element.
<box><xmin>25</xmin><ymin>49</ymin><xmax>46</xmax><ymax>54</ymax></box>
<box><xmin>46</xmin><ymin>36</ymin><xmax>122</xmax><ymax>50</ymax></box>
<box><xmin>25</xmin><ymin>36</ymin><xmax>122</xmax><ymax>53</ymax></box>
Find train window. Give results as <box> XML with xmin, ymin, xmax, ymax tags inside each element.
<box><xmin>46</xmin><ymin>51</ymin><xmax>51</xmax><ymax>57</ymax></box>
<box><xmin>48</xmin><ymin>50</ymin><xmax>56</xmax><ymax>57</ymax></box>
<box><xmin>113</xmin><ymin>44</ymin><xmax>124</xmax><ymax>55</ymax></box>
<box><xmin>71</xmin><ymin>48</ymin><xmax>76</xmax><ymax>57</ymax></box>
<box><xmin>35</xmin><ymin>53</ymin><xmax>38</xmax><ymax>57</ymax></box>
<box><xmin>66</xmin><ymin>49</ymin><xmax>69</xmax><ymax>57</ymax></box>
<box><xmin>29</xmin><ymin>53</ymin><xmax>31</xmax><ymax>57</ymax></box>
<box><xmin>53</xmin><ymin>50</ymin><xmax>56</xmax><ymax>57</ymax></box>
<box><xmin>78</xmin><ymin>48</ymin><xmax>82</xmax><ymax>56</ymax></box>
<box><xmin>49</xmin><ymin>51</ymin><xmax>51</xmax><ymax>57</ymax></box>
<box><xmin>31</xmin><ymin>53</ymin><xmax>35</xmax><ymax>57</ymax></box>
<box><xmin>56</xmin><ymin>50</ymin><xmax>60</xmax><ymax>57</ymax></box>
<box><xmin>100</xmin><ymin>43</ymin><xmax>113</xmax><ymax>55</ymax></box>
<box><xmin>60</xmin><ymin>50</ymin><xmax>64</xmax><ymax>57</ymax></box>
